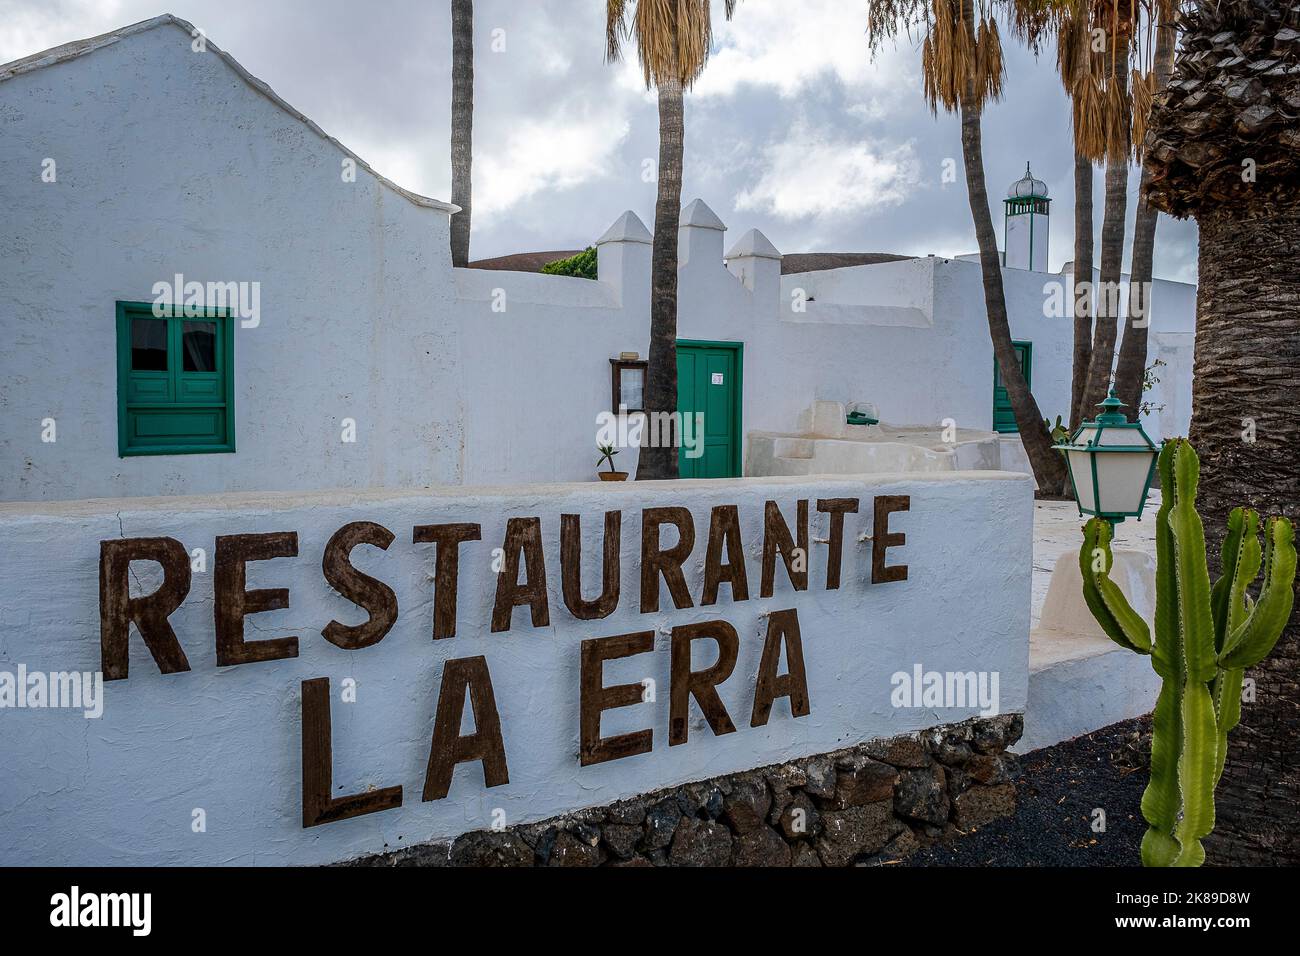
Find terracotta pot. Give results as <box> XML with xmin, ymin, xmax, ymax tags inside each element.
<box><xmin>598</xmin><ymin>472</ymin><xmax>629</xmax><ymax>482</ymax></box>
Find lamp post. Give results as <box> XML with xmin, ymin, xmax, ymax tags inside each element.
<box><xmin>1055</xmin><ymin>389</ymin><xmax>1160</xmax><ymax>524</ymax></box>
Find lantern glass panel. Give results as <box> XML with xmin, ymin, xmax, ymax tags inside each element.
<box><xmin>1067</xmin><ymin>449</ymin><xmax>1098</xmax><ymax>512</ymax></box>
<box><xmin>1095</xmin><ymin>451</ymin><xmax>1154</xmax><ymax>515</ymax></box>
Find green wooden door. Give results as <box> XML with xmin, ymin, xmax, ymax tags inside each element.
<box><xmin>992</xmin><ymin>341</ymin><xmax>1033</xmax><ymax>434</ymax></box>
<box><xmin>676</xmin><ymin>341</ymin><xmax>742</xmax><ymax>478</ymax></box>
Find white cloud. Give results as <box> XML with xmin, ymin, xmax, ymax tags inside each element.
<box><xmin>476</xmin><ymin>104</ymin><xmax>632</xmax><ymax>215</ymax></box>
<box><xmin>0</xmin><ymin>0</ymin><xmax>127</xmax><ymax>63</ymax></box>
<box><xmin>693</xmin><ymin>0</ymin><xmax>916</xmax><ymax>100</ymax></box>
<box><xmin>734</xmin><ymin>126</ymin><xmax>922</xmax><ymax>220</ymax></box>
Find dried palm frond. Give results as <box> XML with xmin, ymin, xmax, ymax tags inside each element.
<box><xmin>606</xmin><ymin>0</ymin><xmax>739</xmax><ymax>89</ymax></box>
<box><xmin>1129</xmin><ymin>67</ymin><xmax>1155</xmax><ymax>161</ymax></box>
<box><xmin>1051</xmin><ymin>0</ymin><xmax>1171</xmax><ymax>162</ymax></box>
<box><xmin>977</xmin><ymin>15</ymin><xmax>1006</xmax><ymax>103</ymax></box>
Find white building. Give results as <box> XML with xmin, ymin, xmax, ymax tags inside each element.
<box><xmin>0</xmin><ymin>14</ymin><xmax>1179</xmax><ymax>867</ymax></box>
<box><xmin>0</xmin><ymin>15</ymin><xmax>1196</xmax><ymax>504</ymax></box>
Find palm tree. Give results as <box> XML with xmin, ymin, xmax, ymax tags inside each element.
<box><xmin>1042</xmin><ymin>6</ymin><xmax>1096</xmax><ymax>429</ymax></box>
<box><xmin>606</xmin><ymin>0</ymin><xmax>738</xmax><ymax>480</ymax></box>
<box><xmin>868</xmin><ymin>0</ymin><xmax>1068</xmax><ymax>492</ymax></box>
<box><xmin>1051</xmin><ymin>1</ymin><xmax>1137</xmax><ymax>417</ymax></box>
<box><xmin>1080</xmin><ymin>99</ymin><xmax>1132</xmax><ymax>416</ymax></box>
<box><xmin>1144</xmin><ymin>0</ymin><xmax>1300</xmax><ymax>864</ymax></box>
<box><xmin>1069</xmin><ymin>151</ymin><xmax>1094</xmax><ymax>428</ymax></box>
<box><xmin>450</xmin><ymin>0</ymin><xmax>474</xmax><ymax>267</ymax></box>
<box><xmin>1044</xmin><ymin>2</ymin><xmax>1175</xmax><ymax>422</ymax></box>
<box><xmin>1113</xmin><ymin>3</ymin><xmax>1177</xmax><ymax>412</ymax></box>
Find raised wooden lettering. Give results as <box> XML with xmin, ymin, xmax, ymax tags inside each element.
<box><xmin>750</xmin><ymin>608</ymin><xmax>811</xmax><ymax>727</ymax></box>
<box><xmin>412</xmin><ymin>522</ymin><xmax>482</xmax><ymax>639</ymax></box>
<box><xmin>214</xmin><ymin>532</ymin><xmax>300</xmax><ymax>667</ymax></box>
<box><xmin>872</xmin><ymin>495</ymin><xmax>911</xmax><ymax>584</ymax></box>
<box><xmin>640</xmin><ymin>507</ymin><xmax>695</xmax><ymax>613</ymax></box>
<box><xmin>422</xmin><ymin>656</ymin><xmax>510</xmax><ymax>801</ymax></box>
<box><xmin>761</xmin><ymin>500</ymin><xmax>809</xmax><ymax>597</ymax></box>
<box><xmin>669</xmin><ymin>620</ymin><xmax>739</xmax><ymax>746</ymax></box>
<box><xmin>816</xmin><ymin>498</ymin><xmax>859</xmax><ymax>590</ymax></box>
<box><xmin>99</xmin><ymin>537</ymin><xmax>192</xmax><ymax>681</ymax></box>
<box><xmin>560</xmin><ymin>512</ymin><xmax>621</xmax><ymax>620</ymax></box>
<box><xmin>701</xmin><ymin>505</ymin><xmax>749</xmax><ymax>606</ymax></box>
<box><xmin>491</xmin><ymin>518</ymin><xmax>549</xmax><ymax>632</ymax></box>
<box><xmin>321</xmin><ymin>521</ymin><xmax>398</xmax><ymax>650</ymax></box>
<box><xmin>580</xmin><ymin>631</ymin><xmax>654</xmax><ymax>766</ymax></box>
<box><xmin>301</xmin><ymin>677</ymin><xmax>403</xmax><ymax>827</ymax></box>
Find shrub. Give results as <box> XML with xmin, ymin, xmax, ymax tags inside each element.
<box><xmin>541</xmin><ymin>247</ymin><xmax>597</xmax><ymax>280</ymax></box>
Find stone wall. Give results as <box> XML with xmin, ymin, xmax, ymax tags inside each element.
<box><xmin>349</xmin><ymin>714</ymin><xmax>1022</xmax><ymax>867</ymax></box>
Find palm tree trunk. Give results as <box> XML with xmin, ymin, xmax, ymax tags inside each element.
<box><xmin>1070</xmin><ymin>151</ymin><xmax>1094</xmax><ymax>430</ymax></box>
<box><xmin>1114</xmin><ymin>20</ymin><xmax>1177</xmax><ymax>416</ymax></box>
<box><xmin>636</xmin><ymin>75</ymin><xmax>684</xmax><ymax>480</ymax></box>
<box><xmin>449</xmin><ymin>0</ymin><xmax>474</xmax><ymax>267</ymax></box>
<box><xmin>1081</xmin><ymin>55</ymin><xmax>1131</xmax><ymax>415</ymax></box>
<box><xmin>958</xmin><ymin>89</ymin><xmax>1066</xmax><ymax>492</ymax></box>
<box><xmin>1192</xmin><ymin>202</ymin><xmax>1300</xmax><ymax>865</ymax></box>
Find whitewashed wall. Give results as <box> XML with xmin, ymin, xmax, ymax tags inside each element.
<box><xmin>0</xmin><ymin>17</ymin><xmax>1197</xmax><ymax>503</ymax></box>
<box><xmin>0</xmin><ymin>21</ymin><xmax>463</xmax><ymax>502</ymax></box>
<box><xmin>0</xmin><ymin>471</ymin><xmax>1032</xmax><ymax>865</ymax></box>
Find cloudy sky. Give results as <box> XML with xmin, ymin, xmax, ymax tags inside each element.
<box><xmin>0</xmin><ymin>0</ymin><xmax>1198</xmax><ymax>281</ymax></box>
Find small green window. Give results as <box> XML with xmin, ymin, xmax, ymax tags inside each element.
<box><xmin>116</xmin><ymin>301</ymin><xmax>235</xmax><ymax>456</ymax></box>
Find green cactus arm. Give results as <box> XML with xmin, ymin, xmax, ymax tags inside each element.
<box><xmin>1079</xmin><ymin>518</ymin><xmax>1152</xmax><ymax>654</ymax></box>
<box><xmin>1210</xmin><ymin>508</ymin><xmax>1253</xmax><ymax>653</ymax></box>
<box><xmin>1163</xmin><ymin>441</ymin><xmax>1217</xmax><ymax>867</ymax></box>
<box><xmin>1172</xmin><ymin>680</ymin><xmax>1217</xmax><ymax>867</ymax></box>
<box><xmin>1139</xmin><ymin>678</ymin><xmax>1184</xmax><ymax>863</ymax></box>
<box><xmin>1225</xmin><ymin>510</ymin><xmax>1262</xmax><ymax>639</ymax></box>
<box><xmin>1212</xmin><ymin>667</ymin><xmax>1244</xmax><ymax>784</ymax></box>
<box><xmin>1208</xmin><ymin>510</ymin><xmax>1259</xmax><ymax>783</ymax></box>
<box><xmin>1139</xmin><ymin>441</ymin><xmax>1184</xmax><ymax>863</ymax></box>
<box><xmin>1150</xmin><ymin>442</ymin><xmax>1181</xmax><ymax>680</ymax></box>
<box><xmin>1167</xmin><ymin>441</ymin><xmax>1216</xmax><ymax>684</ymax></box>
<box><xmin>1141</xmin><ymin>826</ymin><xmax>1182</xmax><ymax>868</ymax></box>
<box><xmin>1218</xmin><ymin>516</ymin><xmax>1297</xmax><ymax>670</ymax></box>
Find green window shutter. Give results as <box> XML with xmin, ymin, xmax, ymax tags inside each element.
<box><xmin>116</xmin><ymin>301</ymin><xmax>236</xmax><ymax>457</ymax></box>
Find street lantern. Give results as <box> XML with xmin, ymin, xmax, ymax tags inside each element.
<box><xmin>1055</xmin><ymin>389</ymin><xmax>1160</xmax><ymax>523</ymax></box>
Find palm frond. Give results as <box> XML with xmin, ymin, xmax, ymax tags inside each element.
<box><xmin>606</xmin><ymin>0</ymin><xmax>741</xmax><ymax>90</ymax></box>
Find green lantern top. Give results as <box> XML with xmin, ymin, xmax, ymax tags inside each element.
<box><xmin>1092</xmin><ymin>390</ymin><xmax>1130</xmax><ymax>427</ymax></box>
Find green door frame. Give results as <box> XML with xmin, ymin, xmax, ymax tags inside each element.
<box><xmin>676</xmin><ymin>339</ymin><xmax>743</xmax><ymax>478</ymax></box>
<box><xmin>992</xmin><ymin>340</ymin><xmax>1032</xmax><ymax>434</ymax></box>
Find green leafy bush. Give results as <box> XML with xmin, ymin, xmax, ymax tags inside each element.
<box><xmin>541</xmin><ymin>247</ymin><xmax>597</xmax><ymax>280</ymax></box>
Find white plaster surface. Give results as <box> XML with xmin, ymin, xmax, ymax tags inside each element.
<box><xmin>0</xmin><ymin>471</ymin><xmax>1032</xmax><ymax>865</ymax></box>
<box><xmin>0</xmin><ymin>18</ymin><xmax>1197</xmax><ymax>503</ymax></box>
<box><xmin>1018</xmin><ymin>500</ymin><xmax>1163</xmax><ymax>753</ymax></box>
<box><xmin>0</xmin><ymin>19</ymin><xmax>463</xmax><ymax>502</ymax></box>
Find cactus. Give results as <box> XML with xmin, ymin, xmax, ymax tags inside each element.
<box><xmin>1079</xmin><ymin>438</ymin><xmax>1296</xmax><ymax>866</ymax></box>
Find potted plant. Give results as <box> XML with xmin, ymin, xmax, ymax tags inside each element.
<box><xmin>596</xmin><ymin>443</ymin><xmax>628</xmax><ymax>481</ymax></box>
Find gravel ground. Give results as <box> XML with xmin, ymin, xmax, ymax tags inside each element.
<box><xmin>906</xmin><ymin>716</ymin><xmax>1152</xmax><ymax>867</ymax></box>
